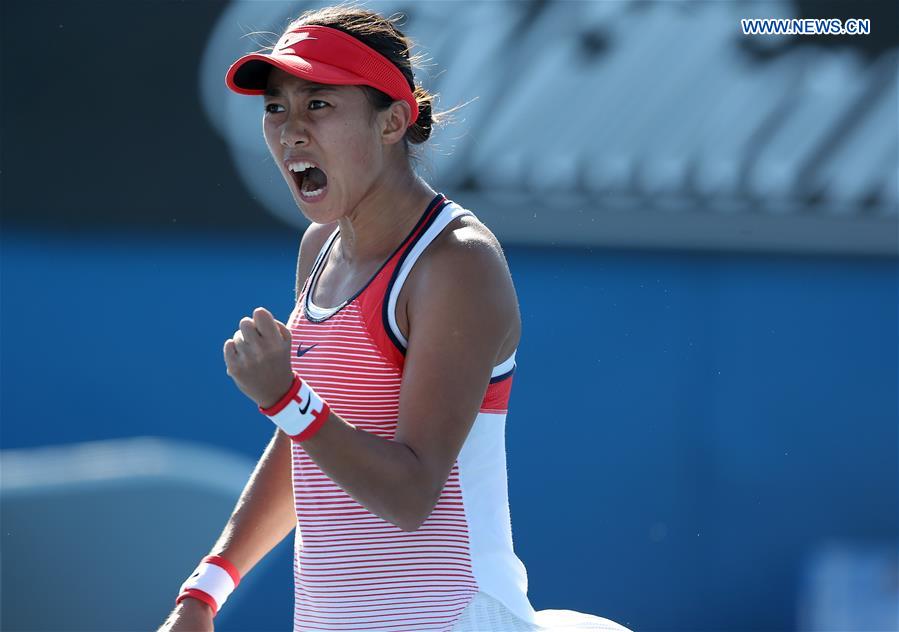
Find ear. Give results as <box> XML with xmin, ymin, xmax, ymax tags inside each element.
<box><xmin>379</xmin><ymin>99</ymin><xmax>413</xmax><ymax>145</ymax></box>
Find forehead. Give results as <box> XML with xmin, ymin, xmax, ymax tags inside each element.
<box><xmin>264</xmin><ymin>68</ymin><xmax>349</xmax><ymax>97</ymax></box>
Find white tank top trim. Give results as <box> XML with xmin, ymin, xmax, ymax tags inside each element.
<box><xmin>304</xmin><ymin>295</ymin><xmax>336</xmax><ymax>320</ymax></box>
<box><xmin>457</xmin><ymin>410</ymin><xmax>537</xmax><ymax>626</ymax></box>
<box><xmin>491</xmin><ymin>351</ymin><xmax>517</xmax><ymax>379</ymax></box>
<box><xmin>386</xmin><ymin>201</ymin><xmax>471</xmax><ymax>349</ymax></box>
<box><xmin>386</xmin><ymin>201</ymin><xmax>516</xmax><ymax>376</ymax></box>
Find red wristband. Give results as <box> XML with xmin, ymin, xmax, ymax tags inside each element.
<box><xmin>176</xmin><ymin>588</ymin><xmax>219</xmax><ymax>615</ymax></box>
<box><xmin>259</xmin><ymin>374</ymin><xmax>302</xmax><ymax>416</ymax></box>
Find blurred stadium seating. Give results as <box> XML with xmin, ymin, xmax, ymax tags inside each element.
<box><xmin>201</xmin><ymin>0</ymin><xmax>897</xmax><ymax>254</ymax></box>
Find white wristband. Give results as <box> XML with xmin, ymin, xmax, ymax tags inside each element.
<box><xmin>176</xmin><ymin>555</ymin><xmax>240</xmax><ymax>616</ymax></box>
<box><xmin>259</xmin><ymin>374</ymin><xmax>331</xmax><ymax>441</ymax></box>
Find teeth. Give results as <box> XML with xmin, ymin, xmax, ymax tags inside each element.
<box><xmin>302</xmin><ymin>187</ymin><xmax>325</xmax><ymax>198</ymax></box>
<box><xmin>287</xmin><ymin>161</ymin><xmax>316</xmax><ymax>173</ymax></box>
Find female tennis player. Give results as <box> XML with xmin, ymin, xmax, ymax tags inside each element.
<box><xmin>158</xmin><ymin>6</ymin><xmax>630</xmax><ymax>632</ymax></box>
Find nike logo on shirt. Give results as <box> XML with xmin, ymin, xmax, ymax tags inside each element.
<box><xmin>297</xmin><ymin>343</ymin><xmax>318</xmax><ymax>358</ymax></box>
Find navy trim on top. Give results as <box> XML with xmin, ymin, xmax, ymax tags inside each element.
<box><xmin>303</xmin><ymin>193</ymin><xmax>447</xmax><ymax>324</ymax></box>
<box><xmin>380</xmin><ymin>196</ymin><xmax>452</xmax><ymax>356</ymax></box>
<box><xmin>489</xmin><ymin>366</ymin><xmax>516</xmax><ymax>384</ymax></box>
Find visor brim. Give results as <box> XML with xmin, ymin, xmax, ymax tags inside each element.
<box><xmin>225</xmin><ymin>53</ymin><xmax>366</xmax><ymax>95</ymax></box>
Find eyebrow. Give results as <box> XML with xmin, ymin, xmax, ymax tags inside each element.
<box><xmin>264</xmin><ymin>83</ymin><xmax>338</xmax><ymax>97</ymax></box>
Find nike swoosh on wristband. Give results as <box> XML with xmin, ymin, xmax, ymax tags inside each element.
<box><xmin>298</xmin><ymin>397</ymin><xmax>311</xmax><ymax>415</ymax></box>
<box><xmin>296</xmin><ymin>343</ymin><xmax>318</xmax><ymax>358</ymax></box>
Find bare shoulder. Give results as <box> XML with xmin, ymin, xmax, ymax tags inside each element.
<box><xmin>404</xmin><ymin>212</ymin><xmax>520</xmax><ymax>355</ymax></box>
<box><xmin>425</xmin><ymin>214</ymin><xmax>514</xmax><ymax>281</ymax></box>
<box><xmin>295</xmin><ymin>221</ymin><xmax>337</xmax><ymax>300</ymax></box>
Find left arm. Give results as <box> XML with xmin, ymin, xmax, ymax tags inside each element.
<box><xmin>224</xmin><ymin>224</ymin><xmax>519</xmax><ymax>531</ymax></box>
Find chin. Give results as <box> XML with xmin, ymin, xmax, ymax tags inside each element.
<box><xmin>292</xmin><ymin>196</ymin><xmax>341</xmax><ymax>225</ymax></box>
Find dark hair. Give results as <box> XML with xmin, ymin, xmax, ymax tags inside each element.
<box><xmin>287</xmin><ymin>4</ymin><xmax>444</xmax><ymax>150</ymax></box>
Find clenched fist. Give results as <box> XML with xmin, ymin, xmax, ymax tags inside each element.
<box><xmin>223</xmin><ymin>307</ymin><xmax>295</xmax><ymax>409</ymax></box>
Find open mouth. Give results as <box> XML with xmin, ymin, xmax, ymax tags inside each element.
<box><xmin>288</xmin><ymin>161</ymin><xmax>329</xmax><ymax>201</ymax></box>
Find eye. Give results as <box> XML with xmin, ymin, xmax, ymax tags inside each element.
<box><xmin>308</xmin><ymin>100</ymin><xmax>330</xmax><ymax>111</ymax></box>
<box><xmin>265</xmin><ymin>103</ymin><xmax>285</xmax><ymax>114</ymax></box>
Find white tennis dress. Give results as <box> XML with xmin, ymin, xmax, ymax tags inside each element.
<box><xmin>454</xmin><ymin>592</ymin><xmax>631</xmax><ymax>631</ymax></box>
<box><xmin>287</xmin><ymin>194</ymin><xmax>632</xmax><ymax>632</ymax></box>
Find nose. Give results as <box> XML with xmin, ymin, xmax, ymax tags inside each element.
<box><xmin>280</xmin><ymin>116</ymin><xmax>308</xmax><ymax>147</ymax></box>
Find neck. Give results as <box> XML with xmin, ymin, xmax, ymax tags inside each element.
<box><xmin>335</xmin><ymin>166</ymin><xmax>437</xmax><ymax>264</ymax></box>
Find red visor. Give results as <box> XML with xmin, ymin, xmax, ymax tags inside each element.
<box><xmin>225</xmin><ymin>25</ymin><xmax>418</xmax><ymax>127</ymax></box>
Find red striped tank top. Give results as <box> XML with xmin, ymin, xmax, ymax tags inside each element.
<box><xmin>286</xmin><ymin>194</ymin><xmax>536</xmax><ymax>631</ymax></box>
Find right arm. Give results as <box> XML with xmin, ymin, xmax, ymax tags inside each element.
<box><xmin>158</xmin><ymin>222</ymin><xmax>335</xmax><ymax>630</ymax></box>
<box><xmin>204</xmin><ymin>221</ymin><xmax>335</xmax><ymax>576</ymax></box>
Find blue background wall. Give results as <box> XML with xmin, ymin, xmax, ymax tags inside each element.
<box><xmin>2</xmin><ymin>228</ymin><xmax>895</xmax><ymax>631</ymax></box>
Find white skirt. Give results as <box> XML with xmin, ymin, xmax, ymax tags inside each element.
<box><xmin>452</xmin><ymin>592</ymin><xmax>633</xmax><ymax>631</ymax></box>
